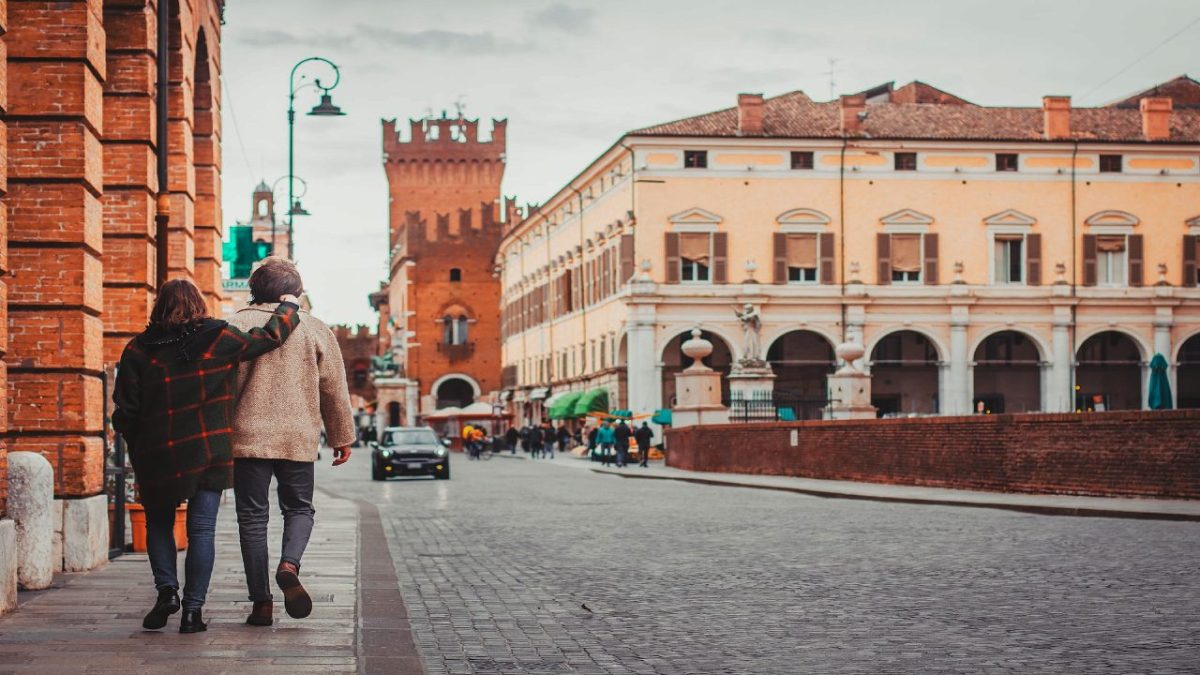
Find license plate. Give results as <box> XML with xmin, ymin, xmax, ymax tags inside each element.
<box><xmin>407</xmin><ymin>462</ymin><xmax>422</xmax><ymax>470</ymax></box>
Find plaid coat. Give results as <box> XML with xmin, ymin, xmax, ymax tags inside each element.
<box><xmin>112</xmin><ymin>302</ymin><xmax>300</xmax><ymax>506</ymax></box>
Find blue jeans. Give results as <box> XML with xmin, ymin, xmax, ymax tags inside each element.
<box><xmin>145</xmin><ymin>489</ymin><xmax>221</xmax><ymax>611</ymax></box>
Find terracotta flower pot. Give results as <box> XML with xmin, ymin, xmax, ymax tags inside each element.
<box><xmin>125</xmin><ymin>503</ymin><xmax>189</xmax><ymax>553</ymax></box>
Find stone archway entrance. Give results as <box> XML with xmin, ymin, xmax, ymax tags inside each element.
<box><xmin>1075</xmin><ymin>331</ymin><xmax>1142</xmax><ymax>411</ymax></box>
<box><xmin>869</xmin><ymin>330</ymin><xmax>941</xmax><ymax>415</ymax></box>
<box><xmin>1175</xmin><ymin>334</ymin><xmax>1200</xmax><ymax>408</ymax></box>
<box><xmin>435</xmin><ymin>377</ymin><xmax>476</xmax><ymax>408</ymax></box>
<box><xmin>766</xmin><ymin>330</ymin><xmax>836</xmax><ymax>419</ymax></box>
<box><xmin>973</xmin><ymin>331</ymin><xmax>1042</xmax><ymax>413</ymax></box>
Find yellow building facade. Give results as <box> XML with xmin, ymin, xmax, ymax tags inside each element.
<box><xmin>498</xmin><ymin>78</ymin><xmax>1200</xmax><ymax>425</ymax></box>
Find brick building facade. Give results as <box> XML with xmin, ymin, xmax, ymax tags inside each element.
<box><xmin>332</xmin><ymin>324</ymin><xmax>376</xmax><ymax>408</ymax></box>
<box><xmin>371</xmin><ymin>114</ymin><xmax>521</xmax><ymax>428</ymax></box>
<box><xmin>0</xmin><ymin>0</ymin><xmax>226</xmax><ymax>611</ymax></box>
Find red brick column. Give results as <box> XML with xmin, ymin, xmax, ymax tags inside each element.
<box><xmin>101</xmin><ymin>0</ymin><xmax>156</xmax><ymax>363</ymax></box>
<box><xmin>192</xmin><ymin>28</ymin><xmax>221</xmax><ymax>311</ymax></box>
<box><xmin>0</xmin><ymin>0</ymin><xmax>9</xmax><ymax>516</ymax></box>
<box><xmin>164</xmin><ymin>1</ymin><xmax>193</xmax><ymax>282</ymax></box>
<box><xmin>5</xmin><ymin>0</ymin><xmax>106</xmax><ymax>498</ymax></box>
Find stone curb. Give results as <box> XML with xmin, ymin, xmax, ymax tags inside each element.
<box><xmin>587</xmin><ymin>467</ymin><xmax>1200</xmax><ymax>522</ymax></box>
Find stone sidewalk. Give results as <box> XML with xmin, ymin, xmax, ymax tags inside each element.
<box><xmin>523</xmin><ymin>452</ymin><xmax>1200</xmax><ymax>521</ymax></box>
<box><xmin>0</xmin><ymin>489</ymin><xmax>390</xmax><ymax>674</ymax></box>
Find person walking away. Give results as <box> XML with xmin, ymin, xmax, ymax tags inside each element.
<box><xmin>596</xmin><ymin>421</ymin><xmax>616</xmax><ymax>466</ymax></box>
<box><xmin>542</xmin><ymin>422</ymin><xmax>556</xmax><ymax>459</ymax></box>
<box><xmin>587</xmin><ymin>425</ymin><xmax>598</xmax><ymax>459</ymax></box>
<box><xmin>557</xmin><ymin>424</ymin><xmax>570</xmax><ymax>454</ymax></box>
<box><xmin>227</xmin><ymin>258</ymin><xmax>355</xmax><ymax>627</ymax></box>
<box><xmin>520</xmin><ymin>426</ymin><xmax>531</xmax><ymax>454</ymax></box>
<box><xmin>635</xmin><ymin>422</ymin><xmax>655</xmax><ymax>467</ymax></box>
<box><xmin>529</xmin><ymin>424</ymin><xmax>542</xmax><ymax>459</ymax></box>
<box><xmin>113</xmin><ymin>280</ymin><xmax>301</xmax><ymax>633</ymax></box>
<box><xmin>614</xmin><ymin>419</ymin><xmax>632</xmax><ymax>468</ymax></box>
<box><xmin>505</xmin><ymin>426</ymin><xmax>519</xmax><ymax>454</ymax></box>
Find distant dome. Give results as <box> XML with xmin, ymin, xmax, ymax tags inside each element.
<box><xmin>253</xmin><ymin>179</ymin><xmax>271</xmax><ymax>193</ymax></box>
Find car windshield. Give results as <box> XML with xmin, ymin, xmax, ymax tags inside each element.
<box><xmin>381</xmin><ymin>430</ymin><xmax>440</xmax><ymax>447</ymax></box>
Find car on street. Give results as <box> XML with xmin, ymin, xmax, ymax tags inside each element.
<box><xmin>371</xmin><ymin>426</ymin><xmax>451</xmax><ymax>480</ymax></box>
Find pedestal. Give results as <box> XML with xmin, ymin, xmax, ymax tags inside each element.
<box><xmin>727</xmin><ymin>365</ymin><xmax>776</xmax><ymax>401</ymax></box>
<box><xmin>671</xmin><ymin>368</ymin><xmax>729</xmax><ymax>428</ymax></box>
<box><xmin>825</xmin><ymin>370</ymin><xmax>876</xmax><ymax>420</ymax></box>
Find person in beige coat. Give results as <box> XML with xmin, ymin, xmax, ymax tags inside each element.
<box><xmin>227</xmin><ymin>257</ymin><xmax>357</xmax><ymax>626</ymax></box>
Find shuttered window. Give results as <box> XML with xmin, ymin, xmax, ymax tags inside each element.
<box><xmin>891</xmin><ymin>234</ymin><xmax>922</xmax><ymax>282</ymax></box>
<box><xmin>679</xmin><ymin>233</ymin><xmax>711</xmax><ymax>282</ymax></box>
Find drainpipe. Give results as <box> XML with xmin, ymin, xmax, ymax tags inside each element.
<box><xmin>838</xmin><ymin>139</ymin><xmax>848</xmax><ymax>343</ymax></box>
<box><xmin>568</xmin><ymin>185</ymin><xmax>587</xmax><ymax>379</ymax></box>
<box><xmin>155</xmin><ymin>0</ymin><xmax>171</xmax><ymax>289</ymax></box>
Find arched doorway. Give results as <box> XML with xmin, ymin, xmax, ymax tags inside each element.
<box><xmin>387</xmin><ymin>401</ymin><xmax>401</xmax><ymax>428</ymax></box>
<box><xmin>973</xmin><ymin>331</ymin><xmax>1042</xmax><ymax>413</ymax></box>
<box><xmin>1175</xmin><ymin>334</ymin><xmax>1200</xmax><ymax>408</ymax></box>
<box><xmin>766</xmin><ymin>330</ymin><xmax>836</xmax><ymax>419</ymax></box>
<box><xmin>869</xmin><ymin>330</ymin><xmax>940</xmax><ymax>415</ymax></box>
<box><xmin>661</xmin><ymin>330</ymin><xmax>733</xmax><ymax>407</ymax></box>
<box><xmin>435</xmin><ymin>377</ymin><xmax>476</xmax><ymax>408</ymax></box>
<box><xmin>1075</xmin><ymin>331</ymin><xmax>1142</xmax><ymax>411</ymax></box>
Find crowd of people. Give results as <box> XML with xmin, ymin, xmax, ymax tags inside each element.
<box><xmin>494</xmin><ymin>419</ymin><xmax>657</xmax><ymax>467</ymax></box>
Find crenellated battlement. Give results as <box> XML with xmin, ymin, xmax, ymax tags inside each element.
<box><xmin>394</xmin><ymin>198</ymin><xmax>526</xmax><ymax>252</ymax></box>
<box><xmin>382</xmin><ymin>115</ymin><xmax>507</xmax><ymax>163</ymax></box>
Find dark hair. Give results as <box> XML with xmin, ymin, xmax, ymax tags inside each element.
<box><xmin>249</xmin><ymin>257</ymin><xmax>303</xmax><ymax>304</ymax></box>
<box><xmin>150</xmin><ymin>279</ymin><xmax>209</xmax><ymax>328</ymax></box>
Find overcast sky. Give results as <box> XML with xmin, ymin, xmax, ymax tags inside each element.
<box><xmin>219</xmin><ymin>0</ymin><xmax>1199</xmax><ymax>326</ymax></box>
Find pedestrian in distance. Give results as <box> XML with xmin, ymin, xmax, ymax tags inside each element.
<box><xmin>520</xmin><ymin>426</ymin><xmax>532</xmax><ymax>454</ymax></box>
<box><xmin>505</xmin><ymin>426</ymin><xmax>519</xmax><ymax>454</ymax></box>
<box><xmin>635</xmin><ymin>422</ymin><xmax>654</xmax><ymax>468</ymax></box>
<box><xmin>614</xmin><ymin>419</ymin><xmax>632</xmax><ymax>468</ymax></box>
<box><xmin>113</xmin><ymin>279</ymin><xmax>301</xmax><ymax>634</ymax></box>
<box><xmin>227</xmin><ymin>258</ymin><xmax>355</xmax><ymax>627</ymax></box>
<box><xmin>529</xmin><ymin>424</ymin><xmax>543</xmax><ymax>459</ymax></box>
<box><xmin>557</xmin><ymin>424</ymin><xmax>571</xmax><ymax>454</ymax></box>
<box><xmin>542</xmin><ymin>421</ymin><xmax>557</xmax><ymax>459</ymax></box>
<box><xmin>587</xmin><ymin>425</ymin><xmax>599</xmax><ymax>459</ymax></box>
<box><xmin>596</xmin><ymin>421</ymin><xmax>616</xmax><ymax>466</ymax></box>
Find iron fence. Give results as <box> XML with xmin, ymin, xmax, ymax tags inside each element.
<box><xmin>729</xmin><ymin>391</ymin><xmax>829</xmax><ymax>423</ymax></box>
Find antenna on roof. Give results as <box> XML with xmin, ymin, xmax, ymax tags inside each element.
<box><xmin>824</xmin><ymin>57</ymin><xmax>839</xmax><ymax>100</ymax></box>
<box><xmin>454</xmin><ymin>96</ymin><xmax>467</xmax><ymax>118</ymax></box>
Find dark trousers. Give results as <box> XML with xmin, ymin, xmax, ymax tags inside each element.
<box><xmin>616</xmin><ymin>441</ymin><xmax>629</xmax><ymax>467</ymax></box>
<box><xmin>146</xmin><ymin>489</ymin><xmax>221</xmax><ymax>611</ymax></box>
<box><xmin>234</xmin><ymin>458</ymin><xmax>315</xmax><ymax>602</ymax></box>
<box><xmin>600</xmin><ymin>443</ymin><xmax>614</xmax><ymax>465</ymax></box>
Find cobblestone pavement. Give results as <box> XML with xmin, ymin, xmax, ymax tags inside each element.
<box><xmin>322</xmin><ymin>454</ymin><xmax>1200</xmax><ymax>675</ymax></box>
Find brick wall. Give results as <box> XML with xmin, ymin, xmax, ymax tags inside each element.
<box><xmin>665</xmin><ymin>411</ymin><xmax>1200</xmax><ymax>499</ymax></box>
<box><xmin>0</xmin><ymin>0</ymin><xmax>8</xmax><ymax>516</ymax></box>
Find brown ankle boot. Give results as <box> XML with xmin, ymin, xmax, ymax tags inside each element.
<box><xmin>246</xmin><ymin>600</ymin><xmax>273</xmax><ymax>626</ymax></box>
<box><xmin>275</xmin><ymin>562</ymin><xmax>312</xmax><ymax>619</ymax></box>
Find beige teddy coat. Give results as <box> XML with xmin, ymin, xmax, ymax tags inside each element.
<box><xmin>227</xmin><ymin>303</ymin><xmax>357</xmax><ymax>461</ymax></box>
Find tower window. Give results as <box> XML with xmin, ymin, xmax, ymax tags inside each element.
<box><xmin>996</xmin><ymin>153</ymin><xmax>1018</xmax><ymax>172</ymax></box>
<box><xmin>894</xmin><ymin>152</ymin><xmax>918</xmax><ymax>171</ymax></box>
<box><xmin>684</xmin><ymin>150</ymin><xmax>708</xmax><ymax>169</ymax></box>
<box><xmin>1099</xmin><ymin>154</ymin><xmax>1123</xmax><ymax>173</ymax></box>
<box><xmin>449</xmin><ymin>268</ymin><xmax>462</xmax><ymax>282</ymax></box>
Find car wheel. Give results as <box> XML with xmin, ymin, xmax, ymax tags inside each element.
<box><xmin>371</xmin><ymin>462</ymin><xmax>385</xmax><ymax>481</ymax></box>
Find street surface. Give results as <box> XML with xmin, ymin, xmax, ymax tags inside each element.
<box><xmin>323</xmin><ymin>453</ymin><xmax>1200</xmax><ymax>674</ymax></box>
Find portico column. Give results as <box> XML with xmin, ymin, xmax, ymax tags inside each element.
<box><xmin>1050</xmin><ymin>318</ymin><xmax>1073</xmax><ymax>412</ymax></box>
<box><xmin>947</xmin><ymin>323</ymin><xmax>970</xmax><ymax>415</ymax></box>
<box><xmin>626</xmin><ymin>305</ymin><xmax>661</xmax><ymax>429</ymax></box>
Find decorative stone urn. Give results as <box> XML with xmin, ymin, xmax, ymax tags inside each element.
<box><xmin>672</xmin><ymin>327</ymin><xmax>729</xmax><ymax>428</ymax></box>
<box><xmin>681</xmin><ymin>328</ymin><xmax>713</xmax><ymax>372</ymax></box>
<box><xmin>826</xmin><ymin>342</ymin><xmax>875</xmax><ymax>419</ymax></box>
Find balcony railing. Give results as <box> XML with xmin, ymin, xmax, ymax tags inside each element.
<box><xmin>437</xmin><ymin>341</ymin><xmax>475</xmax><ymax>361</ymax></box>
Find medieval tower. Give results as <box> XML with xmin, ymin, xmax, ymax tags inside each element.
<box><xmin>373</xmin><ymin>113</ymin><xmax>519</xmax><ymax>426</ymax></box>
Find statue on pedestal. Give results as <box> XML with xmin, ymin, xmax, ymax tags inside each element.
<box><xmin>733</xmin><ymin>303</ymin><xmax>764</xmax><ymax>369</ymax></box>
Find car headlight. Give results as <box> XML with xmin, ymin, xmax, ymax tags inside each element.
<box><xmin>435</xmin><ymin>447</ymin><xmax>448</xmax><ymax>457</ymax></box>
<box><xmin>380</xmin><ymin>449</ymin><xmax>392</xmax><ymax>459</ymax></box>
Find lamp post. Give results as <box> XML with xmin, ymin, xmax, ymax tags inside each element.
<box><xmin>280</xmin><ymin>56</ymin><xmax>345</xmax><ymax>260</ymax></box>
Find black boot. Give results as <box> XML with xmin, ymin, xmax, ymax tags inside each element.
<box><xmin>142</xmin><ymin>587</ymin><xmax>180</xmax><ymax>630</ymax></box>
<box><xmin>179</xmin><ymin>609</ymin><xmax>208</xmax><ymax>634</ymax></box>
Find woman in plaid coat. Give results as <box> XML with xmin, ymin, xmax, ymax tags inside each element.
<box><xmin>113</xmin><ymin>279</ymin><xmax>300</xmax><ymax>633</ymax></box>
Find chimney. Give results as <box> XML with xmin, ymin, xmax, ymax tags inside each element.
<box><xmin>840</xmin><ymin>94</ymin><xmax>865</xmax><ymax>135</ymax></box>
<box><xmin>1140</xmin><ymin>97</ymin><xmax>1172</xmax><ymax>141</ymax></box>
<box><xmin>737</xmin><ymin>93</ymin><xmax>764</xmax><ymax>136</ymax></box>
<box><xmin>1042</xmin><ymin>96</ymin><xmax>1071</xmax><ymax>140</ymax></box>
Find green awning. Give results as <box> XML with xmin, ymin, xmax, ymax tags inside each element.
<box><xmin>609</xmin><ymin>409</ymin><xmax>632</xmax><ymax>420</ymax></box>
<box><xmin>651</xmin><ymin>409</ymin><xmax>672</xmax><ymax>425</ymax></box>
<box><xmin>571</xmin><ymin>389</ymin><xmax>609</xmax><ymax>417</ymax></box>
<box><xmin>547</xmin><ymin>392</ymin><xmax>583</xmax><ymax>419</ymax></box>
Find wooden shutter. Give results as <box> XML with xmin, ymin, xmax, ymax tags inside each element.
<box><xmin>1184</xmin><ymin>235</ymin><xmax>1199</xmax><ymax>287</ymax></box>
<box><xmin>1128</xmin><ymin>234</ymin><xmax>1144</xmax><ymax>287</ymax></box>
<box><xmin>603</xmin><ymin>249</ymin><xmax>612</xmax><ymax>296</ymax></box>
<box><xmin>620</xmin><ymin>234</ymin><xmax>634</xmax><ymax>285</ymax></box>
<box><xmin>665</xmin><ymin>232</ymin><xmax>680</xmax><ymax>283</ymax></box>
<box><xmin>923</xmin><ymin>233</ymin><xmax>939</xmax><ymax>285</ymax></box>
<box><xmin>712</xmin><ymin>232</ymin><xmax>728</xmax><ymax>283</ymax></box>
<box><xmin>819</xmin><ymin>232</ymin><xmax>835</xmax><ymax>284</ymax></box>
<box><xmin>773</xmin><ymin>232</ymin><xmax>787</xmax><ymax>283</ymax></box>
<box><xmin>1026</xmin><ymin>233</ymin><xmax>1042</xmax><ymax>286</ymax></box>
<box><xmin>1082</xmin><ymin>234</ymin><xmax>1097</xmax><ymax>286</ymax></box>
<box><xmin>876</xmin><ymin>233</ymin><xmax>891</xmax><ymax>285</ymax></box>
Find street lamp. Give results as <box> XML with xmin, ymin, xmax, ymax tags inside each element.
<box><xmin>282</xmin><ymin>56</ymin><xmax>345</xmax><ymax>260</ymax></box>
<box><xmin>270</xmin><ymin>174</ymin><xmax>310</xmax><ymax>252</ymax></box>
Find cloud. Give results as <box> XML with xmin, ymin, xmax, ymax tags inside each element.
<box><xmin>745</xmin><ymin>28</ymin><xmax>829</xmax><ymax>51</ymax></box>
<box><xmin>530</xmin><ymin>3</ymin><xmax>595</xmax><ymax>35</ymax></box>
<box><xmin>235</xmin><ymin>25</ymin><xmax>534</xmax><ymax>55</ymax></box>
